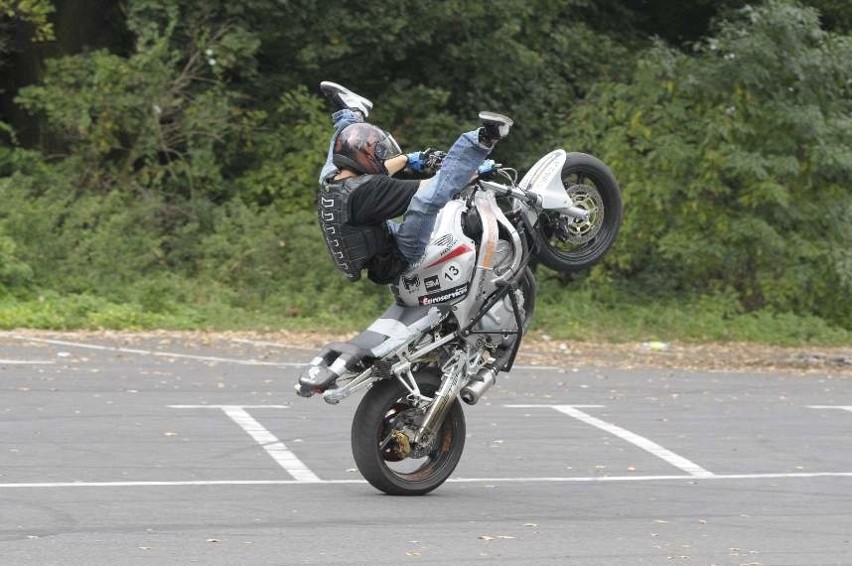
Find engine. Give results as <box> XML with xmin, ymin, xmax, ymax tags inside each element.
<box><xmin>470</xmin><ymin>239</ymin><xmax>525</xmax><ymax>348</ymax></box>
<box><xmin>392</xmin><ymin>198</ymin><xmax>526</xmax><ymax>351</ymax></box>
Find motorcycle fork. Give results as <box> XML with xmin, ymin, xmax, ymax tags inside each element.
<box><xmin>406</xmin><ymin>282</ymin><xmax>530</xmax><ymax>446</ymax></box>
<box><xmin>414</xmin><ymin>348</ymin><xmax>469</xmax><ymax>447</ymax></box>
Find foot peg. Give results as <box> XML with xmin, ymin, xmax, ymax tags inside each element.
<box><xmin>296</xmin><ymin>341</ymin><xmax>373</xmax><ymax>397</ymax></box>
<box><xmin>320</xmin><ymin>81</ymin><xmax>373</xmax><ymax>118</ymax></box>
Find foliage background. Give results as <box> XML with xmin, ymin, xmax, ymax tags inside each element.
<box><xmin>0</xmin><ymin>0</ymin><xmax>850</xmax><ymax>344</ymax></box>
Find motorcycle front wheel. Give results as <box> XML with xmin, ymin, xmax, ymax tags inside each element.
<box><xmin>351</xmin><ymin>367</ymin><xmax>465</xmax><ymax>496</ymax></box>
<box><xmin>533</xmin><ymin>152</ymin><xmax>623</xmax><ymax>273</ymax></box>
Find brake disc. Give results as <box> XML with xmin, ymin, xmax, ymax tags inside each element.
<box><xmin>559</xmin><ymin>183</ymin><xmax>604</xmax><ymax>245</ymax></box>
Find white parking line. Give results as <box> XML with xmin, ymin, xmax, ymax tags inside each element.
<box><xmin>14</xmin><ymin>336</ymin><xmax>306</xmax><ymax>367</ymax></box>
<box><xmin>169</xmin><ymin>405</ymin><xmax>321</xmax><ymax>483</ymax></box>
<box><xmin>0</xmin><ymin>359</ymin><xmax>55</xmax><ymax>365</ymax></box>
<box><xmin>0</xmin><ymin>472</ymin><xmax>850</xmax><ymax>489</ymax></box>
<box><xmin>508</xmin><ymin>404</ymin><xmax>715</xmax><ymax>478</ymax></box>
<box><xmin>808</xmin><ymin>405</ymin><xmax>852</xmax><ymax>413</ymax></box>
<box><xmin>231</xmin><ymin>338</ymin><xmax>313</xmax><ymax>350</ymax></box>
<box><xmin>11</xmin><ymin>335</ymin><xmax>564</xmax><ymax>372</ymax></box>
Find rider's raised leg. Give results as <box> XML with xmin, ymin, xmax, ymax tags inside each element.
<box><xmin>318</xmin><ymin>109</ymin><xmax>363</xmax><ymax>183</ymax></box>
<box><xmin>395</xmin><ymin>129</ymin><xmax>489</xmax><ymax>263</ymax></box>
<box><xmin>396</xmin><ymin>113</ymin><xmax>513</xmax><ymax>263</ymax></box>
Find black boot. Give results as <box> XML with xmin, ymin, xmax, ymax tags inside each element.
<box><xmin>478</xmin><ymin>111</ymin><xmax>513</xmax><ymax>148</ymax></box>
<box><xmin>320</xmin><ymin>81</ymin><xmax>373</xmax><ymax>118</ymax></box>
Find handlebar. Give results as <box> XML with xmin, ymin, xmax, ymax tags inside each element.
<box><xmin>479</xmin><ymin>179</ymin><xmax>539</xmax><ymax>207</ymax></box>
<box><xmin>479</xmin><ymin>175</ymin><xmax>590</xmax><ymax>221</ymax></box>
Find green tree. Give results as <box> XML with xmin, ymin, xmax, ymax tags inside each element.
<box><xmin>805</xmin><ymin>0</ymin><xmax>852</xmax><ymax>31</ymax></box>
<box><xmin>0</xmin><ymin>0</ymin><xmax>55</xmax><ymax>45</ymax></box>
<box><xmin>4</xmin><ymin>2</ymin><xmax>262</xmax><ymax>296</ymax></box>
<box><xmin>568</xmin><ymin>1</ymin><xmax>852</xmax><ymax>327</ymax></box>
<box><xmin>262</xmin><ymin>0</ymin><xmax>634</xmax><ymax>165</ymax></box>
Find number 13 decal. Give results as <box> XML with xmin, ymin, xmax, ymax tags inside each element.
<box><xmin>443</xmin><ymin>262</ymin><xmax>460</xmax><ymax>282</ymax></box>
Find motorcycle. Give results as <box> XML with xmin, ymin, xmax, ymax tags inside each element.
<box><xmin>297</xmin><ymin>136</ymin><xmax>623</xmax><ymax>495</ymax></box>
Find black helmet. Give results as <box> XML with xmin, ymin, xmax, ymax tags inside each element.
<box><xmin>332</xmin><ymin>123</ymin><xmax>402</xmax><ymax>175</ymax></box>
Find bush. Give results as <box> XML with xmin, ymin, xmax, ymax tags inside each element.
<box><xmin>564</xmin><ymin>1</ymin><xmax>852</xmax><ymax>328</ymax></box>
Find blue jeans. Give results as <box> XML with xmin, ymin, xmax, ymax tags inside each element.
<box><xmin>320</xmin><ymin>111</ymin><xmax>491</xmax><ymax>265</ymax></box>
<box><xmin>395</xmin><ymin>130</ymin><xmax>490</xmax><ymax>262</ymax></box>
<box><xmin>319</xmin><ymin>109</ymin><xmax>362</xmax><ymax>184</ymax></box>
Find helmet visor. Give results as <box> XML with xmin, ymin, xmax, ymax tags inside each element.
<box><xmin>375</xmin><ymin>133</ymin><xmax>402</xmax><ymax>162</ymax></box>
<box><xmin>333</xmin><ymin>123</ymin><xmax>403</xmax><ymax>175</ymax></box>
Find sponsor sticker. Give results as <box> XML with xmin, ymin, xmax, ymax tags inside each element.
<box><xmin>402</xmin><ymin>274</ymin><xmax>420</xmax><ymax>292</ymax></box>
<box><xmin>432</xmin><ymin>234</ymin><xmax>453</xmax><ymax>248</ymax></box>
<box><xmin>424</xmin><ymin>275</ymin><xmax>441</xmax><ymax>292</ymax></box>
<box><xmin>418</xmin><ymin>283</ymin><xmax>470</xmax><ymax>306</ymax></box>
<box><xmin>443</xmin><ymin>262</ymin><xmax>461</xmax><ymax>283</ymax></box>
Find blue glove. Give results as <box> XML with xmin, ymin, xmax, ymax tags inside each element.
<box><xmin>407</xmin><ymin>151</ymin><xmax>427</xmax><ymax>172</ymax></box>
<box><xmin>478</xmin><ymin>159</ymin><xmax>497</xmax><ymax>177</ymax></box>
<box><xmin>407</xmin><ymin>149</ymin><xmax>445</xmax><ymax>174</ymax></box>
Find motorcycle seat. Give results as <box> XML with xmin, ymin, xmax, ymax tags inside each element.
<box><xmin>297</xmin><ymin>304</ymin><xmax>449</xmax><ymax>396</ymax></box>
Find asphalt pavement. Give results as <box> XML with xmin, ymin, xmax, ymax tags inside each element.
<box><xmin>1</xmin><ymin>332</ymin><xmax>850</xmax><ymax>565</ymax></box>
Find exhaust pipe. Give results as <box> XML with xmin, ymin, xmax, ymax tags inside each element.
<box><xmin>460</xmin><ymin>367</ymin><xmax>497</xmax><ymax>405</ymax></box>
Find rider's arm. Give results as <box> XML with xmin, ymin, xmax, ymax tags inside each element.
<box><xmin>349</xmin><ymin>177</ymin><xmax>420</xmax><ymax>225</ymax></box>
<box><xmin>384</xmin><ymin>155</ymin><xmax>440</xmax><ymax>182</ymax></box>
<box><xmin>384</xmin><ymin>154</ymin><xmax>409</xmax><ymax>176</ymax></box>
<box><xmin>384</xmin><ymin>156</ymin><xmax>435</xmax><ymax>191</ymax></box>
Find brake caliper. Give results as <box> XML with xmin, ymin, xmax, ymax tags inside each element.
<box><xmin>390</xmin><ymin>430</ymin><xmax>412</xmax><ymax>459</ymax></box>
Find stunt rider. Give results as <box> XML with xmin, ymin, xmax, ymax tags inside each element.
<box><xmin>317</xmin><ymin>81</ymin><xmax>512</xmax><ymax>284</ymax></box>
<box><xmin>298</xmin><ymin>82</ymin><xmax>513</xmax><ymax>398</ymax></box>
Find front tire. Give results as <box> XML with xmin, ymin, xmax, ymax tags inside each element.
<box><xmin>533</xmin><ymin>152</ymin><xmax>623</xmax><ymax>273</ymax></box>
<box><xmin>351</xmin><ymin>368</ymin><xmax>465</xmax><ymax>495</ymax></box>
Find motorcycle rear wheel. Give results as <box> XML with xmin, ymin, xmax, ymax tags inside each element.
<box><xmin>351</xmin><ymin>367</ymin><xmax>465</xmax><ymax>495</ymax></box>
<box><xmin>533</xmin><ymin>152</ymin><xmax>623</xmax><ymax>273</ymax></box>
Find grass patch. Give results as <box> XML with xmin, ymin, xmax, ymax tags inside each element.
<box><xmin>533</xmin><ymin>280</ymin><xmax>851</xmax><ymax>346</ymax></box>
<box><xmin>1</xmin><ymin>283</ymin><xmax>849</xmax><ymax>347</ymax></box>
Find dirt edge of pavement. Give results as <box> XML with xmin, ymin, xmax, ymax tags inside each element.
<box><xmin>5</xmin><ymin>329</ymin><xmax>851</xmax><ymax>376</ymax></box>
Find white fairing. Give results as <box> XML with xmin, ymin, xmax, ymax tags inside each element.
<box><xmin>519</xmin><ymin>149</ymin><xmax>570</xmax><ymax>210</ymax></box>
<box><xmin>394</xmin><ymin>201</ymin><xmax>477</xmax><ymax>307</ymax></box>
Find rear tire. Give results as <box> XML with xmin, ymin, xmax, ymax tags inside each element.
<box><xmin>351</xmin><ymin>368</ymin><xmax>465</xmax><ymax>495</ymax></box>
<box><xmin>533</xmin><ymin>152</ymin><xmax>623</xmax><ymax>273</ymax></box>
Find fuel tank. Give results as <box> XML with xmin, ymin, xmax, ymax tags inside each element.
<box><xmin>392</xmin><ymin>201</ymin><xmax>477</xmax><ymax>307</ymax></box>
